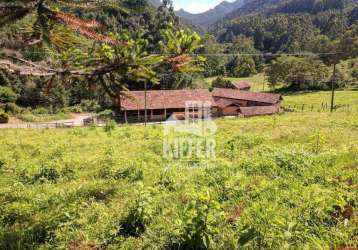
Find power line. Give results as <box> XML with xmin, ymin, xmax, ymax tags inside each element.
<box><xmin>153</xmin><ymin>52</ymin><xmax>340</xmax><ymax>56</ymax></box>
<box><xmin>1</xmin><ymin>51</ymin><xmax>341</xmax><ymax>56</ymax></box>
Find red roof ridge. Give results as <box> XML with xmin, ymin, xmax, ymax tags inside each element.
<box><xmin>121</xmin><ymin>89</ymin><xmax>216</xmax><ymax>111</ymax></box>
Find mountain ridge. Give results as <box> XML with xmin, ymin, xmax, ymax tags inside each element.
<box><xmin>149</xmin><ymin>0</ymin><xmax>162</xmax><ymax>7</ymax></box>
<box><xmin>173</xmin><ymin>0</ymin><xmax>249</xmax><ymax>28</ymax></box>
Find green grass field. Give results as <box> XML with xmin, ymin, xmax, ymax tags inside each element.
<box><xmin>15</xmin><ymin>113</ymin><xmax>72</xmax><ymax>123</ymax></box>
<box><xmin>204</xmin><ymin>73</ymin><xmax>270</xmax><ymax>91</ymax></box>
<box><xmin>283</xmin><ymin>91</ymin><xmax>358</xmax><ymax>111</ymax></box>
<box><xmin>0</xmin><ymin>107</ymin><xmax>357</xmax><ymax>249</ymax></box>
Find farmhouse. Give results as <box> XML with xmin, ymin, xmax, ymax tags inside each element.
<box><xmin>120</xmin><ymin>88</ymin><xmax>282</xmax><ymax>122</ymax></box>
<box><xmin>120</xmin><ymin>89</ymin><xmax>216</xmax><ymax>123</ymax></box>
<box><xmin>212</xmin><ymin>88</ymin><xmax>282</xmax><ymax>117</ymax></box>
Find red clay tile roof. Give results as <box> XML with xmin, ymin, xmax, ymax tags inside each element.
<box><xmin>121</xmin><ymin>89</ymin><xmax>216</xmax><ymax>110</ymax></box>
<box><xmin>239</xmin><ymin>105</ymin><xmax>280</xmax><ymax>117</ymax></box>
<box><xmin>233</xmin><ymin>81</ymin><xmax>251</xmax><ymax>90</ymax></box>
<box><xmin>215</xmin><ymin>98</ymin><xmax>238</xmax><ymax>109</ymax></box>
<box><xmin>212</xmin><ymin>88</ymin><xmax>282</xmax><ymax>104</ymax></box>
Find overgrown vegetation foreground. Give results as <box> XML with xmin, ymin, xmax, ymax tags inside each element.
<box><xmin>0</xmin><ymin>111</ymin><xmax>357</xmax><ymax>249</ymax></box>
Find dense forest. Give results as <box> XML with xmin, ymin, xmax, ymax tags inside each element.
<box><xmin>212</xmin><ymin>0</ymin><xmax>358</xmax><ymax>48</ymax></box>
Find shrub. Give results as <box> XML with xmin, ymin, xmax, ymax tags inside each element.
<box><xmin>32</xmin><ymin>108</ymin><xmax>49</xmax><ymax>115</ymax></box>
<box><xmin>0</xmin><ymin>159</ymin><xmax>5</xmax><ymax>170</ymax></box>
<box><xmin>33</xmin><ymin>168</ymin><xmax>60</xmax><ymax>183</ymax></box>
<box><xmin>274</xmin><ymin>149</ymin><xmax>312</xmax><ymax>172</ymax></box>
<box><xmin>5</xmin><ymin>102</ymin><xmax>22</xmax><ymax>115</ymax></box>
<box><xmin>118</xmin><ymin>190</ymin><xmax>153</xmax><ymax>237</ymax></box>
<box><xmin>211</xmin><ymin>77</ymin><xmax>232</xmax><ymax>89</ymax></box>
<box><xmin>169</xmin><ymin>192</ymin><xmax>223</xmax><ymax>249</ymax></box>
<box><xmin>157</xmin><ymin>171</ymin><xmax>177</xmax><ymax>191</ymax></box>
<box><xmin>79</xmin><ymin>100</ymin><xmax>101</xmax><ymax>112</ymax></box>
<box><xmin>0</xmin><ymin>86</ymin><xmax>18</xmax><ymax>103</ymax></box>
<box><xmin>104</xmin><ymin>119</ymin><xmax>116</xmax><ymax>134</ymax></box>
<box><xmin>98</xmin><ymin>109</ymin><xmax>114</xmax><ymax>120</ymax></box>
<box><xmin>99</xmin><ymin>166</ymin><xmax>143</xmax><ymax>182</ymax></box>
<box><xmin>69</xmin><ymin>105</ymin><xmax>83</xmax><ymax>113</ymax></box>
<box><xmin>0</xmin><ymin>112</ymin><xmax>9</xmax><ymax>123</ymax></box>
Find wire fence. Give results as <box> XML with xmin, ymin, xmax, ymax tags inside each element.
<box><xmin>0</xmin><ymin>121</ymin><xmax>75</xmax><ymax>129</ymax></box>
<box><xmin>283</xmin><ymin>103</ymin><xmax>353</xmax><ymax>112</ymax></box>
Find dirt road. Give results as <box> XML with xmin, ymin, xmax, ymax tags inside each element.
<box><xmin>0</xmin><ymin>114</ymin><xmax>93</xmax><ymax>129</ymax></box>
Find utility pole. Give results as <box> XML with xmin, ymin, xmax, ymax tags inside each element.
<box><xmin>330</xmin><ymin>0</ymin><xmax>345</xmax><ymax>113</ymax></box>
<box><xmin>262</xmin><ymin>74</ymin><xmax>265</xmax><ymax>92</ymax></box>
<box><xmin>330</xmin><ymin>63</ymin><xmax>336</xmax><ymax>113</ymax></box>
<box><xmin>144</xmin><ymin>81</ymin><xmax>147</xmax><ymax>126</ymax></box>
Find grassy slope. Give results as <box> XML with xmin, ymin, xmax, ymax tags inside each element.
<box><xmin>283</xmin><ymin>91</ymin><xmax>358</xmax><ymax>109</ymax></box>
<box><xmin>0</xmin><ymin>107</ymin><xmax>357</xmax><ymax>249</ymax></box>
<box><xmin>204</xmin><ymin>73</ymin><xmax>270</xmax><ymax>91</ymax></box>
<box><xmin>15</xmin><ymin>113</ymin><xmax>72</xmax><ymax>123</ymax></box>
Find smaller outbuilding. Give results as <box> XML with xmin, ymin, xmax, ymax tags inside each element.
<box><xmin>212</xmin><ymin>88</ymin><xmax>282</xmax><ymax>117</ymax></box>
<box><xmin>232</xmin><ymin>81</ymin><xmax>251</xmax><ymax>91</ymax></box>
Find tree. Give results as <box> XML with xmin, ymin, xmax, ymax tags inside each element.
<box><xmin>225</xmin><ymin>35</ymin><xmax>264</xmax><ymax>73</ymax></box>
<box><xmin>338</xmin><ymin>24</ymin><xmax>358</xmax><ymax>60</ymax></box>
<box><xmin>0</xmin><ymin>1</ymin><xmax>205</xmax><ymax>109</ymax></box>
<box><xmin>266</xmin><ymin>56</ymin><xmax>330</xmax><ymax>90</ymax></box>
<box><xmin>200</xmin><ymin>34</ymin><xmax>227</xmax><ymax>77</ymax></box>
<box><xmin>0</xmin><ymin>86</ymin><xmax>18</xmax><ymax>103</ymax></box>
<box><xmin>158</xmin><ymin>28</ymin><xmax>205</xmax><ymax>89</ymax></box>
<box><xmin>307</xmin><ymin>34</ymin><xmax>335</xmax><ymax>64</ymax></box>
<box><xmin>234</xmin><ymin>56</ymin><xmax>257</xmax><ymax>77</ymax></box>
<box><xmin>211</xmin><ymin>77</ymin><xmax>232</xmax><ymax>89</ymax></box>
<box><xmin>226</xmin><ymin>56</ymin><xmax>257</xmax><ymax>78</ymax></box>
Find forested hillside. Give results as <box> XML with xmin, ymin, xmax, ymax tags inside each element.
<box><xmin>0</xmin><ymin>0</ymin><xmax>203</xmax><ymax>116</ymax></box>
<box><xmin>212</xmin><ymin>0</ymin><xmax>358</xmax><ymax>50</ymax></box>
<box><xmin>197</xmin><ymin>0</ymin><xmax>358</xmax><ymax>91</ymax></box>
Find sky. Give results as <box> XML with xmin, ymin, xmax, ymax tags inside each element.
<box><xmin>173</xmin><ymin>0</ymin><xmax>235</xmax><ymax>14</ymax></box>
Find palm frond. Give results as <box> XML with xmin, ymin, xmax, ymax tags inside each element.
<box><xmin>55</xmin><ymin>12</ymin><xmax>103</xmax><ymax>29</ymax></box>
<box><xmin>54</xmin><ymin>12</ymin><xmax>126</xmax><ymax>46</ymax></box>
